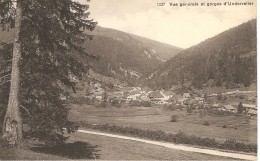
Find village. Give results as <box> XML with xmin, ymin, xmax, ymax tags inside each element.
<box><xmin>81</xmin><ymin>81</ymin><xmax>257</xmax><ymax>117</ymax></box>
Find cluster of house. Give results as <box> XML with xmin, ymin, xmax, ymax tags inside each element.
<box><xmin>243</xmin><ymin>104</ymin><xmax>257</xmax><ymax>116</ymax></box>
<box><xmin>211</xmin><ymin>103</ymin><xmax>257</xmax><ymax>116</ymax></box>
<box><xmin>86</xmin><ymin>83</ymin><xmax>206</xmax><ymax>105</ymax></box>
<box><xmin>85</xmin><ymin>83</ymin><xmax>176</xmax><ymax>104</ymax></box>
<box><xmin>86</xmin><ymin>82</ymin><xmax>105</xmax><ymax>101</ymax></box>
<box><xmin>84</xmin><ymin>83</ymin><xmax>257</xmax><ymax>117</ymax></box>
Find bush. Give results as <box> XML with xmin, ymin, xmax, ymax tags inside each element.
<box><xmin>129</xmin><ymin>100</ymin><xmax>141</xmax><ymax>106</ymax></box>
<box><xmin>78</xmin><ymin>122</ymin><xmax>257</xmax><ymax>153</ymax></box>
<box><xmin>100</xmin><ymin>102</ymin><xmax>108</xmax><ymax>108</ymax></box>
<box><xmin>198</xmin><ymin>110</ymin><xmax>206</xmax><ymax>118</ymax></box>
<box><xmin>238</xmin><ymin>95</ymin><xmax>245</xmax><ymax>99</ymax></box>
<box><xmin>111</xmin><ymin>99</ymin><xmax>122</xmax><ymax>108</ymax></box>
<box><xmin>166</xmin><ymin>103</ymin><xmax>176</xmax><ymax>111</ymax></box>
<box><xmin>171</xmin><ymin>115</ymin><xmax>178</xmax><ymax>122</ymax></box>
<box><xmin>0</xmin><ymin>135</ymin><xmax>10</xmax><ymax>148</ymax></box>
<box><xmin>222</xmin><ymin>125</ymin><xmax>227</xmax><ymax>128</ymax></box>
<box><xmin>217</xmin><ymin>93</ymin><xmax>223</xmax><ymax>101</ymax></box>
<box><xmin>129</xmin><ymin>100</ymin><xmax>151</xmax><ymax>107</ymax></box>
<box><xmin>237</xmin><ymin>102</ymin><xmax>244</xmax><ymax>114</ymax></box>
<box><xmin>168</xmin><ymin>103</ymin><xmax>175</xmax><ymax>108</ymax></box>
<box><xmin>207</xmin><ymin>109</ymin><xmax>233</xmax><ymax>116</ymax></box>
<box><xmin>203</xmin><ymin>121</ymin><xmax>210</xmax><ymax>126</ymax></box>
<box><xmin>220</xmin><ymin>139</ymin><xmax>257</xmax><ymax>152</ymax></box>
<box><xmin>187</xmin><ymin>107</ymin><xmax>193</xmax><ymax>114</ymax></box>
<box><xmin>69</xmin><ymin>96</ymin><xmax>93</xmax><ymax>105</ymax></box>
<box><xmin>141</xmin><ymin>101</ymin><xmax>151</xmax><ymax>107</ymax></box>
<box><xmin>95</xmin><ymin>101</ymin><xmax>110</xmax><ymax>108</ymax></box>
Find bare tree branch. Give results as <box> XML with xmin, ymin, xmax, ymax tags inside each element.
<box><xmin>0</xmin><ymin>80</ymin><xmax>10</xmax><ymax>87</ymax></box>
<box><xmin>20</xmin><ymin>105</ymin><xmax>31</xmax><ymax>117</ymax></box>
<box><xmin>0</xmin><ymin>74</ymin><xmax>11</xmax><ymax>80</ymax></box>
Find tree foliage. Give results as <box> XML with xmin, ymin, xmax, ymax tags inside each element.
<box><xmin>0</xmin><ymin>0</ymin><xmax>96</xmax><ymax>146</ymax></box>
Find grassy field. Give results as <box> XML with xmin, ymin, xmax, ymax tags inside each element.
<box><xmin>69</xmin><ymin>104</ymin><xmax>257</xmax><ymax>144</ymax></box>
<box><xmin>67</xmin><ymin>132</ymin><xmax>237</xmax><ymax>160</ymax></box>
<box><xmin>0</xmin><ymin>131</ymin><xmax>237</xmax><ymax>160</ymax></box>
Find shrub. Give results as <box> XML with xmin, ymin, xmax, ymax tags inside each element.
<box><xmin>0</xmin><ymin>135</ymin><xmax>10</xmax><ymax>148</ymax></box>
<box><xmin>207</xmin><ymin>109</ymin><xmax>233</xmax><ymax>116</ymax></box>
<box><xmin>69</xmin><ymin>96</ymin><xmax>91</xmax><ymax>105</ymax></box>
<box><xmin>171</xmin><ymin>115</ymin><xmax>178</xmax><ymax>122</ymax></box>
<box><xmin>198</xmin><ymin>110</ymin><xmax>206</xmax><ymax>118</ymax></box>
<box><xmin>187</xmin><ymin>107</ymin><xmax>193</xmax><ymax>114</ymax></box>
<box><xmin>222</xmin><ymin>125</ymin><xmax>227</xmax><ymax>128</ymax></box>
<box><xmin>174</xmin><ymin>131</ymin><xmax>188</xmax><ymax>144</ymax></box>
<box><xmin>163</xmin><ymin>104</ymin><xmax>176</xmax><ymax>111</ymax></box>
<box><xmin>78</xmin><ymin>121</ymin><xmax>257</xmax><ymax>153</ymax></box>
<box><xmin>239</xmin><ymin>95</ymin><xmax>245</xmax><ymax>99</ymax></box>
<box><xmin>141</xmin><ymin>101</ymin><xmax>151</xmax><ymax>107</ymax></box>
<box><xmin>217</xmin><ymin>93</ymin><xmax>223</xmax><ymax>101</ymax></box>
<box><xmin>100</xmin><ymin>102</ymin><xmax>108</xmax><ymax>108</ymax></box>
<box><xmin>237</xmin><ymin>102</ymin><xmax>244</xmax><ymax>114</ymax></box>
<box><xmin>168</xmin><ymin>103</ymin><xmax>176</xmax><ymax>111</ymax></box>
<box><xmin>219</xmin><ymin>139</ymin><xmax>257</xmax><ymax>152</ymax></box>
<box><xmin>95</xmin><ymin>101</ymin><xmax>110</xmax><ymax>108</ymax></box>
<box><xmin>111</xmin><ymin>99</ymin><xmax>122</xmax><ymax>108</ymax></box>
<box><xmin>203</xmin><ymin>121</ymin><xmax>210</xmax><ymax>126</ymax></box>
<box><xmin>129</xmin><ymin>100</ymin><xmax>151</xmax><ymax>107</ymax></box>
<box><xmin>85</xmin><ymin>88</ymin><xmax>91</xmax><ymax>96</ymax></box>
<box><xmin>129</xmin><ymin>100</ymin><xmax>141</xmax><ymax>106</ymax></box>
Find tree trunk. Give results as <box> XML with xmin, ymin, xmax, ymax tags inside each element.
<box><xmin>2</xmin><ymin>0</ymin><xmax>23</xmax><ymax>147</ymax></box>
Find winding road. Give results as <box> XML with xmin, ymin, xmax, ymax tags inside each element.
<box><xmin>78</xmin><ymin>129</ymin><xmax>257</xmax><ymax>161</ymax></box>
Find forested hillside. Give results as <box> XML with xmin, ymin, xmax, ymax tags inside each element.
<box><xmin>91</xmin><ymin>26</ymin><xmax>182</xmax><ymax>60</ymax></box>
<box><xmin>145</xmin><ymin>19</ymin><xmax>257</xmax><ymax>90</ymax></box>
<box><xmin>0</xmin><ymin>26</ymin><xmax>182</xmax><ymax>86</ymax></box>
<box><xmin>83</xmin><ymin>26</ymin><xmax>182</xmax><ymax>85</ymax></box>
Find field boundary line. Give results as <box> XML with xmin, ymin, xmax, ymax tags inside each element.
<box><xmin>78</xmin><ymin>129</ymin><xmax>257</xmax><ymax>161</ymax></box>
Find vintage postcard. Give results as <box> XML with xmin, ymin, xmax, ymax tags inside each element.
<box><xmin>0</xmin><ymin>0</ymin><xmax>257</xmax><ymax>160</ymax></box>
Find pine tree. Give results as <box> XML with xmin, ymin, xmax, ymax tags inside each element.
<box><xmin>0</xmin><ymin>0</ymin><xmax>96</xmax><ymax>147</ymax></box>
<box><xmin>237</xmin><ymin>102</ymin><xmax>244</xmax><ymax>114</ymax></box>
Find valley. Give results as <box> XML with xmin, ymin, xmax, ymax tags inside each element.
<box><xmin>64</xmin><ymin>19</ymin><xmax>257</xmax><ymax>158</ymax></box>
<box><xmin>0</xmin><ymin>15</ymin><xmax>257</xmax><ymax>160</ymax></box>
<box><xmin>69</xmin><ymin>81</ymin><xmax>257</xmax><ymax>145</ymax></box>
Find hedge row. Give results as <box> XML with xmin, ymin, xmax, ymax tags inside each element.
<box><xmin>77</xmin><ymin>122</ymin><xmax>257</xmax><ymax>153</ymax></box>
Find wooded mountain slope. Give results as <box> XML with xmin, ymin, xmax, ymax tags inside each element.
<box><xmin>145</xmin><ymin>19</ymin><xmax>257</xmax><ymax>90</ymax></box>
<box><xmin>0</xmin><ymin>26</ymin><xmax>182</xmax><ymax>86</ymax></box>
<box><xmin>83</xmin><ymin>26</ymin><xmax>182</xmax><ymax>85</ymax></box>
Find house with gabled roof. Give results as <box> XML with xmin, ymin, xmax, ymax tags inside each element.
<box><xmin>148</xmin><ymin>91</ymin><xmax>166</xmax><ymax>104</ymax></box>
<box><xmin>223</xmin><ymin>105</ymin><xmax>236</xmax><ymax>112</ymax></box>
<box><xmin>127</xmin><ymin>90</ymin><xmax>142</xmax><ymax>101</ymax></box>
<box><xmin>247</xmin><ymin>109</ymin><xmax>257</xmax><ymax>116</ymax></box>
<box><xmin>175</xmin><ymin>95</ymin><xmax>188</xmax><ymax>105</ymax></box>
<box><xmin>148</xmin><ymin>91</ymin><xmax>164</xmax><ymax>99</ymax></box>
<box><xmin>243</xmin><ymin>104</ymin><xmax>257</xmax><ymax>110</ymax></box>
<box><xmin>139</xmin><ymin>93</ymin><xmax>150</xmax><ymax>102</ymax></box>
<box><xmin>183</xmin><ymin>93</ymin><xmax>190</xmax><ymax>98</ymax></box>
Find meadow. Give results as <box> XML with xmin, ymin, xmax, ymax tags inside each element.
<box><xmin>69</xmin><ymin>104</ymin><xmax>257</xmax><ymax>144</ymax></box>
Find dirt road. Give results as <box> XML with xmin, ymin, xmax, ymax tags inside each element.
<box><xmin>78</xmin><ymin>129</ymin><xmax>257</xmax><ymax>160</ymax></box>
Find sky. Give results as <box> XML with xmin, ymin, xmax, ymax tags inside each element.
<box><xmin>77</xmin><ymin>0</ymin><xmax>256</xmax><ymax>48</ymax></box>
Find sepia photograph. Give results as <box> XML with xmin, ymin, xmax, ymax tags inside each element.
<box><xmin>0</xmin><ymin>0</ymin><xmax>257</xmax><ymax>160</ymax></box>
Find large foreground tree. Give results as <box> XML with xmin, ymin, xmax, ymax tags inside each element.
<box><xmin>0</xmin><ymin>0</ymin><xmax>96</xmax><ymax>147</ymax></box>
